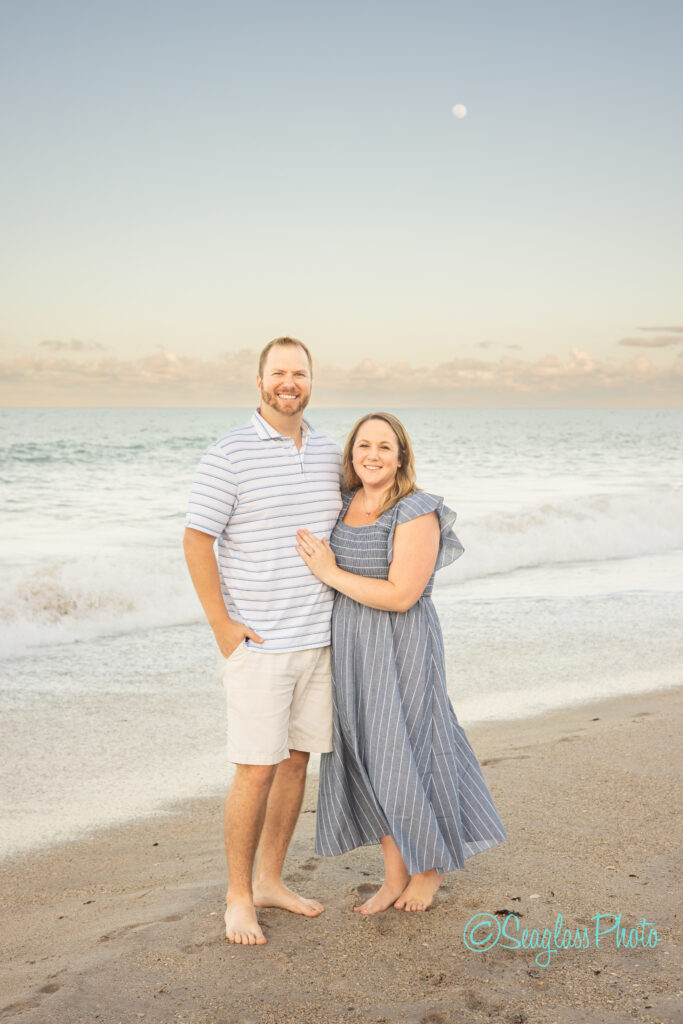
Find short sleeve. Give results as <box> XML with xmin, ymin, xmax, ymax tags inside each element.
<box><xmin>387</xmin><ymin>491</ymin><xmax>465</xmax><ymax>570</ymax></box>
<box><xmin>340</xmin><ymin>490</ymin><xmax>355</xmax><ymax>512</ymax></box>
<box><xmin>185</xmin><ymin>444</ymin><xmax>238</xmax><ymax>538</ymax></box>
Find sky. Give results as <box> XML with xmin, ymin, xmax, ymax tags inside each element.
<box><xmin>1</xmin><ymin>0</ymin><xmax>682</xmax><ymax>407</ymax></box>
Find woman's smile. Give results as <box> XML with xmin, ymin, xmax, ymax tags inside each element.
<box><xmin>352</xmin><ymin>419</ymin><xmax>401</xmax><ymax>489</ymax></box>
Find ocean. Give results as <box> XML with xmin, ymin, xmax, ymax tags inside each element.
<box><xmin>1</xmin><ymin>407</ymin><xmax>681</xmax><ymax>859</ymax></box>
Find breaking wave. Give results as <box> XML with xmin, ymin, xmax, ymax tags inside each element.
<box><xmin>2</xmin><ymin>489</ymin><xmax>681</xmax><ymax>658</ymax></box>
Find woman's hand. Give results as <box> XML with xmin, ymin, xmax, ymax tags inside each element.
<box><xmin>296</xmin><ymin>529</ymin><xmax>338</xmax><ymax>585</ymax></box>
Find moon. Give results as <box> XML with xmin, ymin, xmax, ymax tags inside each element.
<box><xmin>451</xmin><ymin>104</ymin><xmax>467</xmax><ymax>119</ymax></box>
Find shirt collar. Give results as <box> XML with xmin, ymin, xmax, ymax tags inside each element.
<box><xmin>251</xmin><ymin>408</ymin><xmax>313</xmax><ymax>441</ymax></box>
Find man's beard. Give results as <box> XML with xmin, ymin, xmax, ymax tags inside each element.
<box><xmin>260</xmin><ymin>387</ymin><xmax>310</xmax><ymax>417</ymax></box>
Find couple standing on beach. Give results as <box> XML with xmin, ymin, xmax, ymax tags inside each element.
<box><xmin>183</xmin><ymin>336</ymin><xmax>506</xmax><ymax>946</ymax></box>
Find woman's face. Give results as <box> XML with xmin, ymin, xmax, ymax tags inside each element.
<box><xmin>351</xmin><ymin>418</ymin><xmax>401</xmax><ymax>491</ymax></box>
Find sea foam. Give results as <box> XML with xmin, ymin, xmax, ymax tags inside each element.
<box><xmin>2</xmin><ymin>488</ymin><xmax>680</xmax><ymax>658</ymax></box>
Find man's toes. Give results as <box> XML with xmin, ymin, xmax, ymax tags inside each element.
<box><xmin>299</xmin><ymin>897</ymin><xmax>323</xmax><ymax>916</ymax></box>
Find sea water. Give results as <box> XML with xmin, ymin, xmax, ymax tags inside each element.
<box><xmin>1</xmin><ymin>408</ymin><xmax>681</xmax><ymax>857</ymax></box>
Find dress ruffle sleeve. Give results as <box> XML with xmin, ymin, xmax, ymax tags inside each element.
<box><xmin>387</xmin><ymin>491</ymin><xmax>465</xmax><ymax>571</ymax></box>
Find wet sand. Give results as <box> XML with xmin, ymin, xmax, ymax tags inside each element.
<box><xmin>1</xmin><ymin>688</ymin><xmax>681</xmax><ymax>1024</ymax></box>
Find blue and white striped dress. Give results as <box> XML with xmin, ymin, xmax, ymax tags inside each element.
<box><xmin>315</xmin><ymin>490</ymin><xmax>506</xmax><ymax>874</ymax></box>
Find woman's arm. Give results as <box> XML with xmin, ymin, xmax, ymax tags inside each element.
<box><xmin>296</xmin><ymin>511</ymin><xmax>440</xmax><ymax>612</ymax></box>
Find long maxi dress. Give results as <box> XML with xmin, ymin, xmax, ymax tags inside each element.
<box><xmin>315</xmin><ymin>490</ymin><xmax>506</xmax><ymax>875</ymax></box>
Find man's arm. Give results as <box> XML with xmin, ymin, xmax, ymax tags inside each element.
<box><xmin>183</xmin><ymin>527</ymin><xmax>263</xmax><ymax>656</ymax></box>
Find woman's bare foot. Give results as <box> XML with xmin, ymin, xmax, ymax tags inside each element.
<box><xmin>394</xmin><ymin>869</ymin><xmax>443</xmax><ymax>911</ymax></box>
<box><xmin>252</xmin><ymin>880</ymin><xmax>324</xmax><ymax>917</ymax></box>
<box><xmin>354</xmin><ymin>872</ymin><xmax>410</xmax><ymax>915</ymax></box>
<box><xmin>224</xmin><ymin>899</ymin><xmax>267</xmax><ymax>944</ymax></box>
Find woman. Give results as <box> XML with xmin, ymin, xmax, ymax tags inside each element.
<box><xmin>296</xmin><ymin>412</ymin><xmax>506</xmax><ymax>914</ymax></box>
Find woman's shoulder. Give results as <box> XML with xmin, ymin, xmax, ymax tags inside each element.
<box><xmin>388</xmin><ymin>491</ymin><xmax>465</xmax><ymax>570</ymax></box>
<box><xmin>391</xmin><ymin>490</ymin><xmax>443</xmax><ymax>525</ymax></box>
<box><xmin>340</xmin><ymin>488</ymin><xmax>358</xmax><ymax>509</ymax></box>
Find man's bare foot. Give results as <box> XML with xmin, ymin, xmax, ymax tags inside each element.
<box><xmin>394</xmin><ymin>869</ymin><xmax>443</xmax><ymax>911</ymax></box>
<box><xmin>252</xmin><ymin>880</ymin><xmax>324</xmax><ymax>917</ymax></box>
<box><xmin>224</xmin><ymin>899</ymin><xmax>267</xmax><ymax>945</ymax></box>
<box><xmin>354</xmin><ymin>875</ymin><xmax>410</xmax><ymax>915</ymax></box>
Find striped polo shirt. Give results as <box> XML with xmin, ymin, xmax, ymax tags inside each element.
<box><xmin>186</xmin><ymin>410</ymin><xmax>343</xmax><ymax>653</ymax></box>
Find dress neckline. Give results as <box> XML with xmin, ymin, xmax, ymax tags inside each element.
<box><xmin>340</xmin><ymin>489</ymin><xmax>391</xmax><ymax>529</ymax></box>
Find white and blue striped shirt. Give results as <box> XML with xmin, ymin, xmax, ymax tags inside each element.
<box><xmin>186</xmin><ymin>410</ymin><xmax>343</xmax><ymax>653</ymax></box>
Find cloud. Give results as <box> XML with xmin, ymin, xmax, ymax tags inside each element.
<box><xmin>0</xmin><ymin>348</ymin><xmax>258</xmax><ymax>398</ymax></box>
<box><xmin>1</xmin><ymin>344</ymin><xmax>681</xmax><ymax>407</ymax></box>
<box><xmin>39</xmin><ymin>338</ymin><xmax>108</xmax><ymax>352</ymax></box>
<box><xmin>620</xmin><ymin>325</ymin><xmax>683</xmax><ymax>347</ymax></box>
<box><xmin>637</xmin><ymin>326</ymin><xmax>683</xmax><ymax>333</ymax></box>
<box><xmin>315</xmin><ymin>346</ymin><xmax>682</xmax><ymax>403</ymax></box>
<box><xmin>315</xmin><ymin>347</ymin><xmax>680</xmax><ymax>403</ymax></box>
<box><xmin>619</xmin><ymin>336</ymin><xmax>683</xmax><ymax>348</ymax></box>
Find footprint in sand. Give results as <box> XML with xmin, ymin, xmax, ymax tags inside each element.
<box><xmin>182</xmin><ymin>937</ymin><xmax>221</xmax><ymax>953</ymax></box>
<box><xmin>368</xmin><ymin>915</ymin><xmax>394</xmax><ymax>934</ymax></box>
<box><xmin>1</xmin><ymin>980</ymin><xmax>63</xmax><ymax>1019</ymax></box>
<box><xmin>300</xmin><ymin>857</ymin><xmax>319</xmax><ymax>872</ymax></box>
<box><xmin>99</xmin><ymin>913</ymin><xmax>183</xmax><ymax>942</ymax></box>
<box><xmin>0</xmin><ymin>998</ymin><xmax>43</xmax><ymax>1015</ymax></box>
<box><xmin>481</xmin><ymin>754</ymin><xmax>531</xmax><ymax>766</ymax></box>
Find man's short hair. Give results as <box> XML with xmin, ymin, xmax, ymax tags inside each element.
<box><xmin>258</xmin><ymin>337</ymin><xmax>313</xmax><ymax>379</ymax></box>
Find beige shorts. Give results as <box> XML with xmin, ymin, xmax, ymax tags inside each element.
<box><xmin>218</xmin><ymin>644</ymin><xmax>333</xmax><ymax>765</ymax></box>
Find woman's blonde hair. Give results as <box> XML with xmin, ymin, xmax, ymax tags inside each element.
<box><xmin>343</xmin><ymin>412</ymin><xmax>418</xmax><ymax>515</ymax></box>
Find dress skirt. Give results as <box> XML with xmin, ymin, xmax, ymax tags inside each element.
<box><xmin>315</xmin><ymin>490</ymin><xmax>506</xmax><ymax>875</ymax></box>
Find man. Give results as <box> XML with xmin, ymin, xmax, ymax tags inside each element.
<box><xmin>183</xmin><ymin>337</ymin><xmax>342</xmax><ymax>946</ymax></box>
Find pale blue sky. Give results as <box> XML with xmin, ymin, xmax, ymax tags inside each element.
<box><xmin>1</xmin><ymin>0</ymin><xmax>682</xmax><ymax>405</ymax></box>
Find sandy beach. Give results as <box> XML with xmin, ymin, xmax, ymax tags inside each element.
<box><xmin>1</xmin><ymin>687</ymin><xmax>680</xmax><ymax>1024</ymax></box>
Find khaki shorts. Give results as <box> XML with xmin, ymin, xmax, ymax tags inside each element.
<box><xmin>219</xmin><ymin>644</ymin><xmax>333</xmax><ymax>765</ymax></box>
